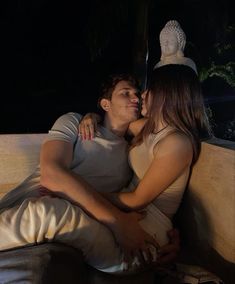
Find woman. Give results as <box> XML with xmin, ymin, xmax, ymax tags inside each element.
<box><xmin>79</xmin><ymin>64</ymin><xmax>211</xmax><ymax>269</ymax></box>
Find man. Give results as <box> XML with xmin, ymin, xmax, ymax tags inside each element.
<box><xmin>0</xmin><ymin>74</ymin><xmax>179</xmax><ymax>273</ymax></box>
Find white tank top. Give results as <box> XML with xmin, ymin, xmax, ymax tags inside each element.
<box><xmin>128</xmin><ymin>126</ymin><xmax>191</xmax><ymax>218</ymax></box>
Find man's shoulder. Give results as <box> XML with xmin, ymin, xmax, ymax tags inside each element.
<box><xmin>46</xmin><ymin>112</ymin><xmax>83</xmax><ymax>143</ymax></box>
<box><xmin>57</xmin><ymin>112</ymin><xmax>83</xmax><ymax>123</ymax></box>
<box><xmin>51</xmin><ymin>112</ymin><xmax>85</xmax><ymax>129</ymax></box>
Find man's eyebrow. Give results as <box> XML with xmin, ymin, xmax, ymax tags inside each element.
<box><xmin>118</xmin><ymin>87</ymin><xmax>138</xmax><ymax>91</ymax></box>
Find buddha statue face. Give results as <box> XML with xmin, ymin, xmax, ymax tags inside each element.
<box><xmin>160</xmin><ymin>30</ymin><xmax>179</xmax><ymax>57</ymax></box>
<box><xmin>159</xmin><ymin>20</ymin><xmax>186</xmax><ymax>59</ymax></box>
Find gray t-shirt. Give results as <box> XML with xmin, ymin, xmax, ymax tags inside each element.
<box><xmin>46</xmin><ymin>112</ymin><xmax>132</xmax><ymax>193</ymax></box>
<box><xmin>0</xmin><ymin>112</ymin><xmax>132</xmax><ymax>212</ymax></box>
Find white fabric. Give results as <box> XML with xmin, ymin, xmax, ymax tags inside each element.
<box><xmin>128</xmin><ymin>127</ymin><xmax>190</xmax><ymax>219</ymax></box>
<box><xmin>0</xmin><ymin>196</ymin><xmax>125</xmax><ymax>273</ymax></box>
<box><xmin>0</xmin><ymin>195</ymin><xmax>171</xmax><ymax>274</ymax></box>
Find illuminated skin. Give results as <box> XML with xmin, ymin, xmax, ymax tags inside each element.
<box><xmin>140</xmin><ymin>90</ymin><xmax>151</xmax><ymax>117</ymax></box>
<box><xmin>79</xmin><ymin>81</ymin><xmax>140</xmax><ymax>139</ymax></box>
<box><xmin>100</xmin><ymin>81</ymin><xmax>139</xmax><ymax>137</ymax></box>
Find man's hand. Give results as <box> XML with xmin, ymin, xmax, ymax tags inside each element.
<box><xmin>156</xmin><ymin>228</ymin><xmax>180</xmax><ymax>265</ymax></box>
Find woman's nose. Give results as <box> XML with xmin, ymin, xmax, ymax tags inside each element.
<box><xmin>141</xmin><ymin>91</ymin><xmax>147</xmax><ymax>99</ymax></box>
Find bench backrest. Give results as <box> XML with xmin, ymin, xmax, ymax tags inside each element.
<box><xmin>0</xmin><ymin>134</ymin><xmax>47</xmax><ymax>198</ymax></box>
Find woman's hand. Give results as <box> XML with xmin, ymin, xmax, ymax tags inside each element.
<box><xmin>156</xmin><ymin>228</ymin><xmax>180</xmax><ymax>265</ymax></box>
<box><xmin>113</xmin><ymin>211</ymin><xmax>160</xmax><ymax>268</ymax></box>
<box><xmin>78</xmin><ymin>113</ymin><xmax>101</xmax><ymax>140</ymax></box>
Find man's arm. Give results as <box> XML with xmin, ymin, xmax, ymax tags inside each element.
<box><xmin>40</xmin><ymin>139</ymin><xmax>158</xmax><ymax>255</ymax></box>
<box><xmin>40</xmin><ymin>140</ymin><xmax>119</xmax><ymax>223</ymax></box>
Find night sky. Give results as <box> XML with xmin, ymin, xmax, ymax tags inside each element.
<box><xmin>1</xmin><ymin>0</ymin><xmax>234</xmax><ymax>135</ymax></box>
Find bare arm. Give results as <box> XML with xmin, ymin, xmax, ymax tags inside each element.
<box><xmin>105</xmin><ymin>133</ymin><xmax>193</xmax><ymax>211</ymax></box>
<box><xmin>78</xmin><ymin>114</ymin><xmax>147</xmax><ymax>139</ymax></box>
<box><xmin>40</xmin><ymin>140</ymin><xmax>119</xmax><ymax>223</ymax></box>
<box><xmin>127</xmin><ymin>117</ymin><xmax>147</xmax><ymax>137</ymax></box>
<box><xmin>40</xmin><ymin>139</ymin><xmax>159</xmax><ymax>253</ymax></box>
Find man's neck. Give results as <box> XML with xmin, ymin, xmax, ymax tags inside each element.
<box><xmin>103</xmin><ymin>116</ymin><xmax>129</xmax><ymax>137</ymax></box>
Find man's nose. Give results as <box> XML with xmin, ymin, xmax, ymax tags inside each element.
<box><xmin>130</xmin><ymin>94</ymin><xmax>139</xmax><ymax>103</ymax></box>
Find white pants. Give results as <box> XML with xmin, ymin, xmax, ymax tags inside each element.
<box><xmin>0</xmin><ymin>196</ymin><xmax>172</xmax><ymax>274</ymax></box>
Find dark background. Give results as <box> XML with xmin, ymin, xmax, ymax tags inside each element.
<box><xmin>1</xmin><ymin>0</ymin><xmax>234</xmax><ymax>138</ymax></box>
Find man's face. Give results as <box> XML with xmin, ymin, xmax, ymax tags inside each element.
<box><xmin>105</xmin><ymin>80</ymin><xmax>139</xmax><ymax>124</ymax></box>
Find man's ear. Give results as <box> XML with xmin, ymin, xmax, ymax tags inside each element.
<box><xmin>100</xmin><ymin>98</ymin><xmax>110</xmax><ymax>112</ymax></box>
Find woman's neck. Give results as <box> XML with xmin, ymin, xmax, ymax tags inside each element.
<box><xmin>153</xmin><ymin>121</ymin><xmax>168</xmax><ymax>134</ymax></box>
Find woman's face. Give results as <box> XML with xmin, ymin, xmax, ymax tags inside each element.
<box><xmin>141</xmin><ymin>90</ymin><xmax>152</xmax><ymax>117</ymax></box>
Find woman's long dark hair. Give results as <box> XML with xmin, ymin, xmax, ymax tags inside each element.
<box><xmin>132</xmin><ymin>64</ymin><xmax>212</xmax><ymax>163</ymax></box>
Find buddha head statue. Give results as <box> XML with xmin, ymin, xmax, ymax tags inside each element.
<box><xmin>159</xmin><ymin>20</ymin><xmax>186</xmax><ymax>59</ymax></box>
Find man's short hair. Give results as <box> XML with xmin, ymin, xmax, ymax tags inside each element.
<box><xmin>97</xmin><ymin>74</ymin><xmax>140</xmax><ymax>109</ymax></box>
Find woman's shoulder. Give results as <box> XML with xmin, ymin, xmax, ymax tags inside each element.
<box><xmin>153</xmin><ymin>130</ymin><xmax>193</xmax><ymax>161</ymax></box>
